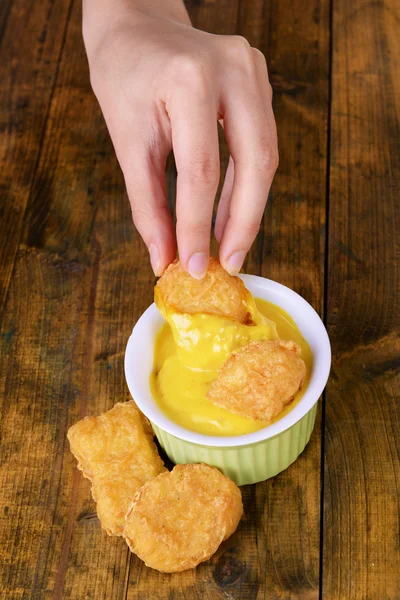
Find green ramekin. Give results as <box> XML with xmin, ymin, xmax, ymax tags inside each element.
<box><xmin>125</xmin><ymin>275</ymin><xmax>330</xmax><ymax>486</ymax></box>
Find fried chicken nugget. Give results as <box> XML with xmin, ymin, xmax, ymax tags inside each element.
<box><xmin>67</xmin><ymin>401</ymin><xmax>167</xmax><ymax>535</ymax></box>
<box><xmin>155</xmin><ymin>257</ymin><xmax>254</xmax><ymax>324</ymax></box>
<box><xmin>123</xmin><ymin>463</ymin><xmax>243</xmax><ymax>572</ymax></box>
<box><xmin>207</xmin><ymin>340</ymin><xmax>306</xmax><ymax>422</ymax></box>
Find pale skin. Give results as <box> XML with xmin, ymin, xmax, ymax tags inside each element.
<box><xmin>83</xmin><ymin>0</ymin><xmax>278</xmax><ymax>278</ymax></box>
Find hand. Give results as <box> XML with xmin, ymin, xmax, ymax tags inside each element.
<box><xmin>83</xmin><ymin>0</ymin><xmax>278</xmax><ymax>278</ymax></box>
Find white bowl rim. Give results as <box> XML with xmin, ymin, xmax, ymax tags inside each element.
<box><xmin>124</xmin><ymin>274</ymin><xmax>331</xmax><ymax>448</ymax></box>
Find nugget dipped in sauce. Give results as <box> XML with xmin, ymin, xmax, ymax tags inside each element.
<box><xmin>67</xmin><ymin>401</ymin><xmax>166</xmax><ymax>535</ymax></box>
<box><xmin>123</xmin><ymin>463</ymin><xmax>243</xmax><ymax>572</ymax></box>
<box><xmin>155</xmin><ymin>257</ymin><xmax>256</xmax><ymax>324</ymax></box>
<box><xmin>207</xmin><ymin>340</ymin><xmax>306</xmax><ymax>422</ymax></box>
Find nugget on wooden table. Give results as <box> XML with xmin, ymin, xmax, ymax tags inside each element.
<box><xmin>207</xmin><ymin>340</ymin><xmax>306</xmax><ymax>422</ymax></box>
<box><xmin>67</xmin><ymin>401</ymin><xmax>166</xmax><ymax>535</ymax></box>
<box><xmin>123</xmin><ymin>463</ymin><xmax>243</xmax><ymax>572</ymax></box>
<box><xmin>155</xmin><ymin>257</ymin><xmax>255</xmax><ymax>324</ymax></box>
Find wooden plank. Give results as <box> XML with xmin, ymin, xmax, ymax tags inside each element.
<box><xmin>0</xmin><ymin>0</ymin><xmax>140</xmax><ymax>597</ymax></box>
<box><xmin>0</xmin><ymin>1</ymin><xmax>329</xmax><ymax>599</ymax></box>
<box><xmin>240</xmin><ymin>0</ymin><xmax>329</xmax><ymax>598</ymax></box>
<box><xmin>124</xmin><ymin>2</ymin><xmax>244</xmax><ymax>598</ymax></box>
<box><xmin>0</xmin><ymin>0</ymin><xmax>74</xmax><ymax>315</ymax></box>
<box><xmin>323</xmin><ymin>0</ymin><xmax>400</xmax><ymax>597</ymax></box>
<box><xmin>125</xmin><ymin>0</ymin><xmax>330</xmax><ymax>598</ymax></box>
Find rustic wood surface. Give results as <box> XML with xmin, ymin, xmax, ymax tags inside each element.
<box><xmin>0</xmin><ymin>0</ymin><xmax>398</xmax><ymax>598</ymax></box>
<box><xmin>323</xmin><ymin>0</ymin><xmax>400</xmax><ymax>598</ymax></box>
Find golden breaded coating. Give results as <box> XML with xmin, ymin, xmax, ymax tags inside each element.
<box><xmin>123</xmin><ymin>464</ymin><xmax>243</xmax><ymax>572</ymax></box>
<box><xmin>207</xmin><ymin>340</ymin><xmax>306</xmax><ymax>422</ymax></box>
<box><xmin>67</xmin><ymin>402</ymin><xmax>166</xmax><ymax>535</ymax></box>
<box><xmin>155</xmin><ymin>257</ymin><xmax>254</xmax><ymax>324</ymax></box>
<box><xmin>91</xmin><ymin>461</ymin><xmax>156</xmax><ymax>536</ymax></box>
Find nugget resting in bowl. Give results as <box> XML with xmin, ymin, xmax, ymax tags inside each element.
<box><xmin>123</xmin><ymin>463</ymin><xmax>243</xmax><ymax>572</ymax></box>
<box><xmin>155</xmin><ymin>257</ymin><xmax>256</xmax><ymax>324</ymax></box>
<box><xmin>207</xmin><ymin>340</ymin><xmax>306</xmax><ymax>422</ymax></box>
<box><xmin>67</xmin><ymin>401</ymin><xmax>166</xmax><ymax>535</ymax></box>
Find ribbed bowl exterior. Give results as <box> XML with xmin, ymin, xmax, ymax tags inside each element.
<box><xmin>151</xmin><ymin>403</ymin><xmax>318</xmax><ymax>486</ymax></box>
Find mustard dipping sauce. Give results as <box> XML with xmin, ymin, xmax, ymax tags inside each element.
<box><xmin>150</xmin><ymin>299</ymin><xmax>313</xmax><ymax>437</ymax></box>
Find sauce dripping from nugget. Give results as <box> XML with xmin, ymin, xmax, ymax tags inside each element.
<box><xmin>152</xmin><ymin>259</ymin><xmax>312</xmax><ymax>436</ymax></box>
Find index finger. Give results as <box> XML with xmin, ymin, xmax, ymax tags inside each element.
<box><xmin>168</xmin><ymin>80</ymin><xmax>220</xmax><ymax>279</ymax></box>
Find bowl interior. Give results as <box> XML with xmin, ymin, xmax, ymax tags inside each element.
<box><xmin>124</xmin><ymin>275</ymin><xmax>331</xmax><ymax>448</ymax></box>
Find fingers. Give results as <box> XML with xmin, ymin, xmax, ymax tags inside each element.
<box><xmin>214</xmin><ymin>155</ymin><xmax>234</xmax><ymax>244</ymax></box>
<box><xmin>168</xmin><ymin>76</ymin><xmax>220</xmax><ymax>279</ymax></box>
<box><xmin>123</xmin><ymin>150</ymin><xmax>176</xmax><ymax>276</ymax></box>
<box><xmin>218</xmin><ymin>45</ymin><xmax>278</xmax><ymax>275</ymax></box>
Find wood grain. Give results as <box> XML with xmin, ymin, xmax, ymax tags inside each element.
<box><xmin>0</xmin><ymin>0</ymin><xmax>135</xmax><ymax>597</ymax></box>
<box><xmin>1</xmin><ymin>0</ymin><xmax>399</xmax><ymax>597</ymax></box>
<box><xmin>125</xmin><ymin>1</ymin><xmax>329</xmax><ymax>598</ymax></box>
<box><xmin>240</xmin><ymin>0</ymin><xmax>329</xmax><ymax>598</ymax></box>
<box><xmin>323</xmin><ymin>0</ymin><xmax>400</xmax><ymax>597</ymax></box>
<box><xmin>126</xmin><ymin>1</ymin><xmax>245</xmax><ymax>597</ymax></box>
<box><xmin>0</xmin><ymin>0</ymin><xmax>74</xmax><ymax>314</ymax></box>
<box><xmin>0</xmin><ymin>0</ymin><xmax>330</xmax><ymax>597</ymax></box>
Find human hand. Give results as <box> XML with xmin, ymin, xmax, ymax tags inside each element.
<box><xmin>83</xmin><ymin>0</ymin><xmax>278</xmax><ymax>278</ymax></box>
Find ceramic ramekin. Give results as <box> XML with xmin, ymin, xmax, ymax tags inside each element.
<box><xmin>125</xmin><ymin>275</ymin><xmax>331</xmax><ymax>486</ymax></box>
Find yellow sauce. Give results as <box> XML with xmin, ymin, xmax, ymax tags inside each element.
<box><xmin>151</xmin><ymin>299</ymin><xmax>313</xmax><ymax>436</ymax></box>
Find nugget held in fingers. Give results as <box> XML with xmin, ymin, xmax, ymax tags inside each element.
<box><xmin>207</xmin><ymin>340</ymin><xmax>306</xmax><ymax>422</ymax></box>
<box><xmin>123</xmin><ymin>464</ymin><xmax>243</xmax><ymax>572</ymax></box>
<box><xmin>155</xmin><ymin>257</ymin><xmax>255</xmax><ymax>324</ymax></box>
<box><xmin>67</xmin><ymin>401</ymin><xmax>166</xmax><ymax>535</ymax></box>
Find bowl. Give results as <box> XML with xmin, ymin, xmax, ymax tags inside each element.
<box><xmin>124</xmin><ymin>275</ymin><xmax>331</xmax><ymax>486</ymax></box>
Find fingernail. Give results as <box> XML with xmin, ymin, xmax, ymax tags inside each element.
<box><xmin>225</xmin><ymin>250</ymin><xmax>246</xmax><ymax>276</ymax></box>
<box><xmin>148</xmin><ymin>243</ymin><xmax>161</xmax><ymax>276</ymax></box>
<box><xmin>188</xmin><ymin>252</ymin><xmax>208</xmax><ymax>279</ymax></box>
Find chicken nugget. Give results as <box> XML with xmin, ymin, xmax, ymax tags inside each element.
<box><xmin>123</xmin><ymin>463</ymin><xmax>243</xmax><ymax>572</ymax></box>
<box><xmin>91</xmin><ymin>459</ymin><xmax>163</xmax><ymax>536</ymax></box>
<box><xmin>155</xmin><ymin>257</ymin><xmax>255</xmax><ymax>324</ymax></box>
<box><xmin>207</xmin><ymin>340</ymin><xmax>306</xmax><ymax>422</ymax></box>
<box><xmin>67</xmin><ymin>401</ymin><xmax>166</xmax><ymax>535</ymax></box>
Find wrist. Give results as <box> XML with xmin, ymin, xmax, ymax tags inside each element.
<box><xmin>127</xmin><ymin>0</ymin><xmax>191</xmax><ymax>24</ymax></box>
<box><xmin>83</xmin><ymin>0</ymin><xmax>190</xmax><ymax>39</ymax></box>
<box><xmin>83</xmin><ymin>0</ymin><xmax>191</xmax><ymax>61</ymax></box>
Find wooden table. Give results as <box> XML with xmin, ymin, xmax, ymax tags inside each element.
<box><xmin>1</xmin><ymin>0</ymin><xmax>399</xmax><ymax>598</ymax></box>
